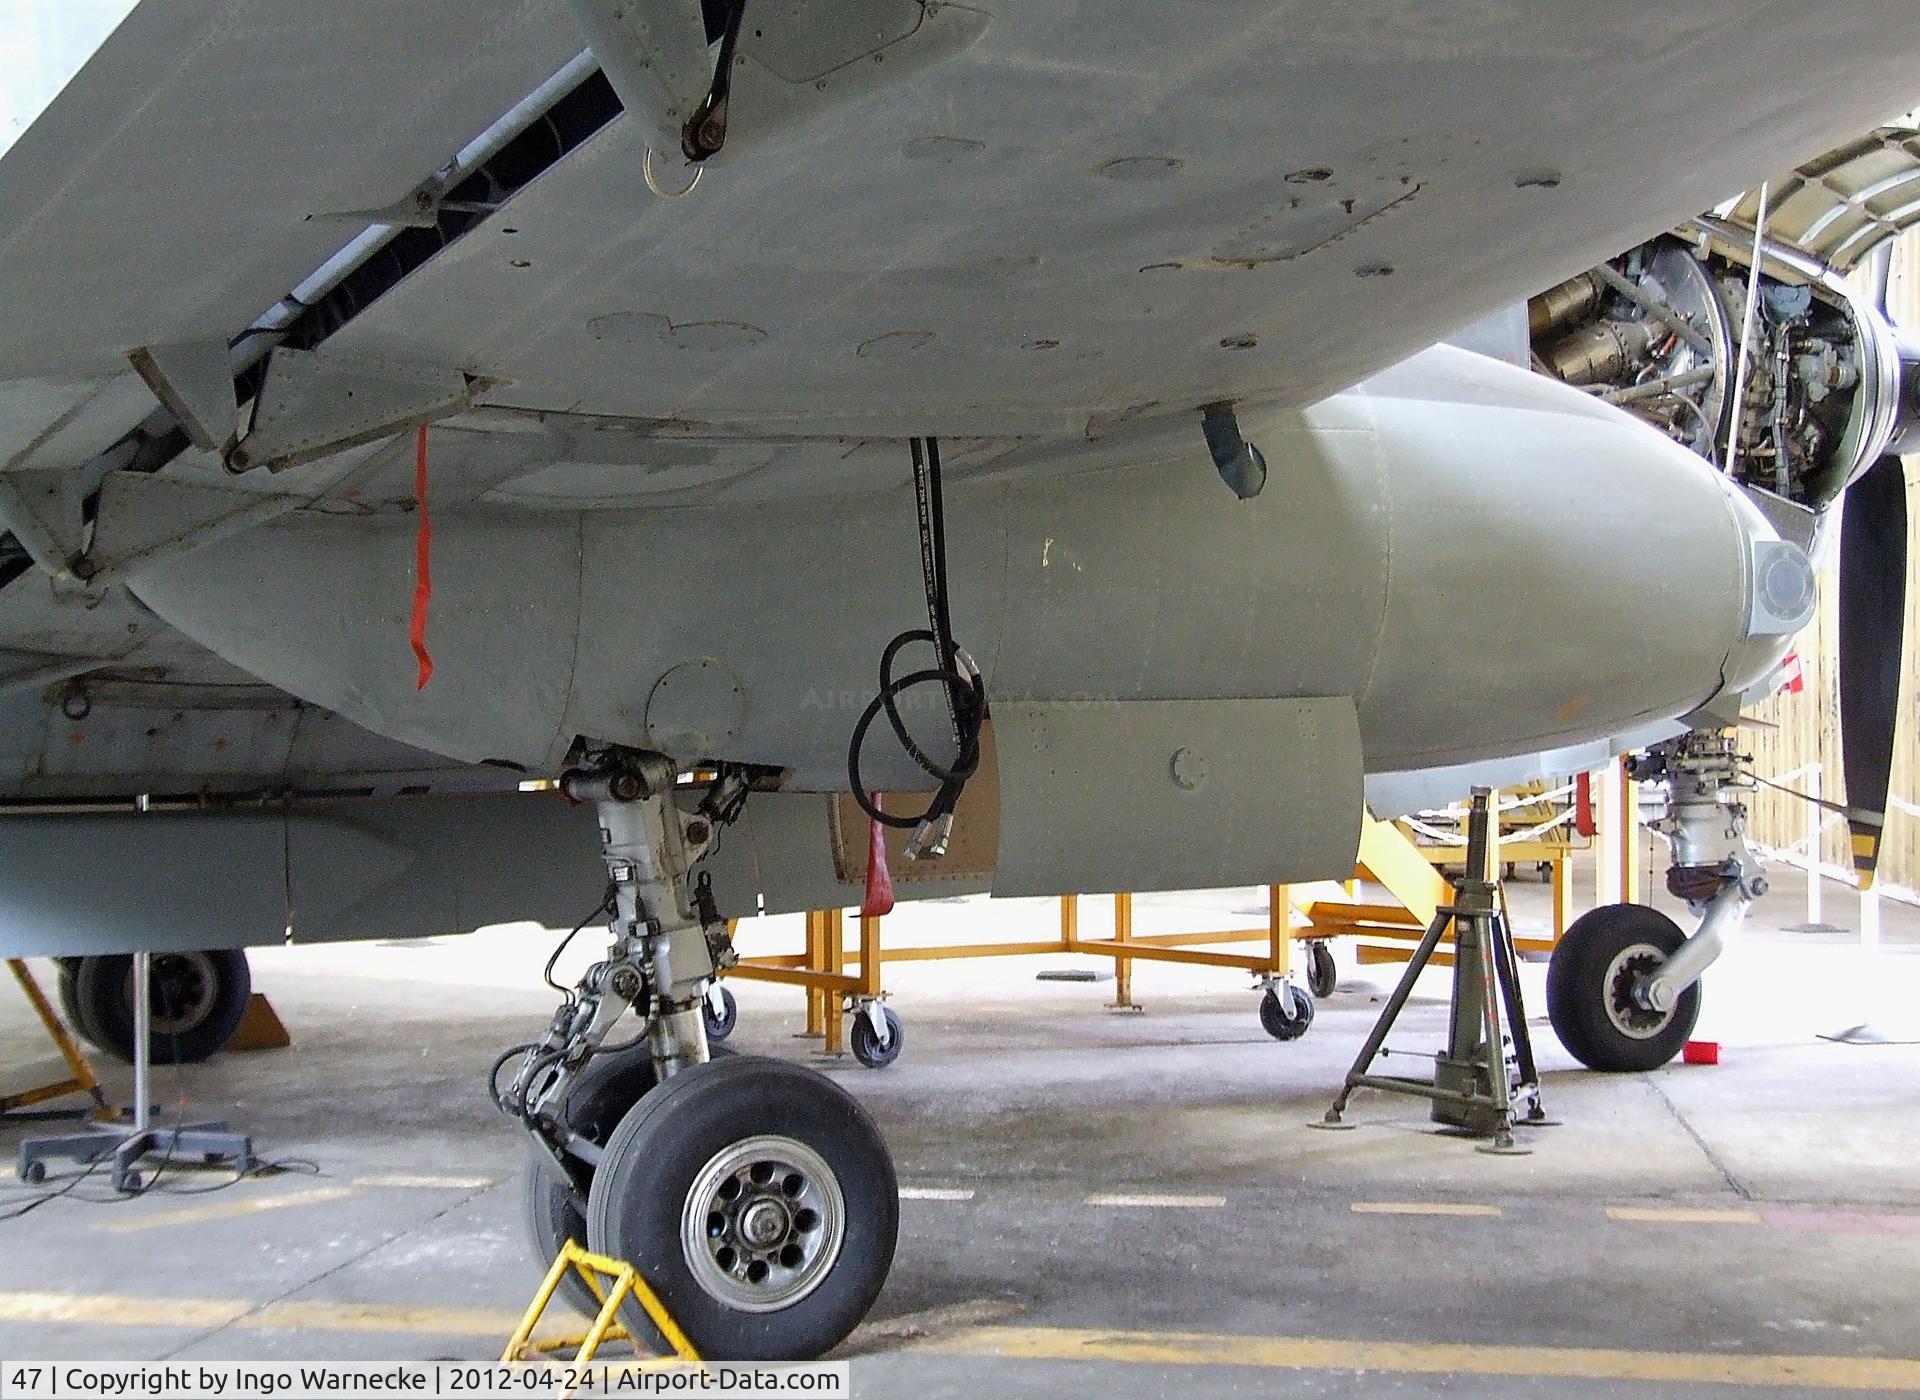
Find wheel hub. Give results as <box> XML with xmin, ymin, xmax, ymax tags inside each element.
<box><xmin>129</xmin><ymin>953</ymin><xmax>217</xmax><ymax>1035</ymax></box>
<box><xmin>681</xmin><ymin>1134</ymin><xmax>845</xmax><ymax>1313</ymax></box>
<box><xmin>739</xmin><ymin>1197</ymin><xmax>790</xmax><ymax>1248</ymax></box>
<box><xmin>1603</xmin><ymin>943</ymin><xmax>1673</xmax><ymax>1039</ymax></box>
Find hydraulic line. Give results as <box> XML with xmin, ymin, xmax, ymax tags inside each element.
<box><xmin>847</xmin><ymin>437</ymin><xmax>987</xmax><ymax>848</ymax></box>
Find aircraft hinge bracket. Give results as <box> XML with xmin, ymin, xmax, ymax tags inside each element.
<box><xmin>225</xmin><ymin>347</ymin><xmax>471</xmax><ymax>474</ymax></box>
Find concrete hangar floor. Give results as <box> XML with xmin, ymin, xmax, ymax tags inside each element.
<box><xmin>2</xmin><ymin>859</ymin><xmax>1918</xmax><ymax>1399</ymax></box>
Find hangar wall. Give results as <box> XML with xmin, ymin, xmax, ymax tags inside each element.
<box><xmin>1743</xmin><ymin>230</ymin><xmax>1920</xmax><ymax>900</ymax></box>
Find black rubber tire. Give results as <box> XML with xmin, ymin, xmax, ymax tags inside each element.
<box><xmin>1547</xmin><ymin>903</ymin><xmax>1700</xmax><ymax>1072</ymax></box>
<box><xmin>848</xmin><ymin>1006</ymin><xmax>904</xmax><ymax>1069</ymax></box>
<box><xmin>21</xmin><ymin>1159</ymin><xmax>46</xmax><ymax>1185</ymax></box>
<box><xmin>73</xmin><ymin>950</ymin><xmax>252</xmax><ymax>1065</ymax></box>
<box><xmin>586</xmin><ymin>1054</ymin><xmax>898</xmax><ymax>1360</ymax></box>
<box><xmin>521</xmin><ymin>1043</ymin><xmax>735</xmax><ymax>1318</ymax></box>
<box><xmin>54</xmin><ymin>958</ymin><xmax>97</xmax><ymax>1047</ymax></box>
<box><xmin>1307</xmin><ymin>942</ymin><xmax>1338</xmax><ymax>1000</ymax></box>
<box><xmin>1259</xmin><ymin>984</ymin><xmax>1314</xmax><ymax>1040</ymax></box>
<box><xmin>704</xmin><ymin>984</ymin><xmax>739</xmax><ymax>1042</ymax></box>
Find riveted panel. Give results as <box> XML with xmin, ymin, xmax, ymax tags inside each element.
<box><xmin>991</xmin><ymin>697</ymin><xmax>1362</xmax><ymax>898</ymax></box>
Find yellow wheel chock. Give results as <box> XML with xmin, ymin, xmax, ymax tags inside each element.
<box><xmin>502</xmin><ymin>1240</ymin><xmax>702</xmax><ymax>1367</ymax></box>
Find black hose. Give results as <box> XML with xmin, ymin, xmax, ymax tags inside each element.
<box><xmin>488</xmin><ymin>1042</ymin><xmax>542</xmax><ymax>1115</ymax></box>
<box><xmin>848</xmin><ymin>633</ymin><xmax>985</xmax><ymax>828</ymax></box>
<box><xmin>848</xmin><ymin>436</ymin><xmax>987</xmax><ymax>831</ymax></box>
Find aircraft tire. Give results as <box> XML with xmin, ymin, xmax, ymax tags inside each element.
<box><xmin>1547</xmin><ymin>904</ymin><xmax>1700</xmax><ymax>1072</ymax></box>
<box><xmin>54</xmin><ymin>958</ymin><xmax>98</xmax><ymax>1046</ymax></box>
<box><xmin>521</xmin><ymin>1043</ymin><xmax>734</xmax><ymax>1317</ymax></box>
<box><xmin>73</xmin><ymin>949</ymin><xmax>251</xmax><ymax>1065</ymax></box>
<box><xmin>587</xmin><ymin>1054</ymin><xmax>897</xmax><ymax>1360</ymax></box>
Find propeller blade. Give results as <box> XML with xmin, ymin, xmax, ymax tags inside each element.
<box><xmin>1837</xmin><ymin>451</ymin><xmax>1909</xmax><ymax>889</ymax></box>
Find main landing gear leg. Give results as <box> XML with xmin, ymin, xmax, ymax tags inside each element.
<box><xmin>1548</xmin><ymin>731</ymin><xmax>1764</xmax><ymax>1072</ymax></box>
<box><xmin>498</xmin><ymin>752</ymin><xmax>898</xmax><ymax>1360</ymax></box>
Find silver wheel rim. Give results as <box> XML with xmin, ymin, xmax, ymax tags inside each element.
<box><xmin>1603</xmin><ymin>942</ymin><xmax>1673</xmax><ymax>1040</ymax></box>
<box><xmin>681</xmin><ymin>1134</ymin><xmax>845</xmax><ymax>1313</ymax></box>
<box><xmin>126</xmin><ymin>953</ymin><xmax>218</xmax><ymax>1035</ymax></box>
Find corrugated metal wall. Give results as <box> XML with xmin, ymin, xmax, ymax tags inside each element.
<box><xmin>1743</xmin><ymin>230</ymin><xmax>1920</xmax><ymax>895</ymax></box>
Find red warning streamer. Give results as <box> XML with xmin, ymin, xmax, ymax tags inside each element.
<box><xmin>862</xmin><ymin>793</ymin><xmax>896</xmax><ymax>917</ymax></box>
<box><xmin>411</xmin><ymin>425</ymin><xmax>434</xmax><ymax>690</ymax></box>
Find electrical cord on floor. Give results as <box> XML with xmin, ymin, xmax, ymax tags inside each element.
<box><xmin>0</xmin><ymin>1150</ymin><xmax>323</xmax><ymax>1221</ymax></box>
<box><xmin>2</xmin><ymin>1015</ymin><xmax>318</xmax><ymax>1220</ymax></box>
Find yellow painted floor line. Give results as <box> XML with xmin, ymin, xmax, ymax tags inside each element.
<box><xmin>251</xmin><ymin>1299</ymin><xmax>532</xmax><ymax>1336</ymax></box>
<box><xmin>1351</xmin><ymin>1201</ymin><xmax>1503</xmax><ymax>1218</ymax></box>
<box><xmin>352</xmin><ymin>1173</ymin><xmax>494</xmax><ymax>1190</ymax></box>
<box><xmin>1084</xmin><ymin>1192</ymin><xmax>1226</xmax><ymax>1209</ymax></box>
<box><xmin>4</xmin><ymin>1292</ymin><xmax>1916</xmax><ymax>1388</ymax></box>
<box><xmin>899</xmin><ymin>1186</ymin><xmax>976</xmax><ymax>1201</ymax></box>
<box><xmin>0</xmin><ymin>1291</ymin><xmax>548</xmax><ymax>1338</ymax></box>
<box><xmin>0</xmin><ymin>1292</ymin><xmax>256</xmax><ymax>1330</ymax></box>
<box><xmin>1607</xmin><ymin>1206</ymin><xmax>1764</xmax><ymax>1225</ymax></box>
<box><xmin>97</xmin><ymin>1186</ymin><xmax>358</xmax><ymax>1233</ymax></box>
<box><xmin>912</xmin><ymin>1325</ymin><xmax>1920</xmax><ymax>1391</ymax></box>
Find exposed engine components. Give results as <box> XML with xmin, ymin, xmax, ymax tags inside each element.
<box><xmin>1529</xmin><ymin>231</ymin><xmax>1919</xmax><ymax>510</ymax></box>
<box><xmin>1535</xmin><ymin>316</ymin><xmax>1666</xmax><ymax>387</ymax></box>
<box><xmin>1628</xmin><ymin>730</ymin><xmax>1768</xmax><ymax>908</ymax></box>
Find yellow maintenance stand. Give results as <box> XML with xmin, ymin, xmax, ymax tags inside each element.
<box><xmin>1</xmin><ymin>960</ymin><xmax>108</xmax><ymax>1120</ymax></box>
<box><xmin>722</xmin><ymin>785</ymin><xmax>1615</xmax><ymax>1063</ymax></box>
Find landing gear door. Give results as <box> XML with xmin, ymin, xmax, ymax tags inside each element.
<box><xmin>990</xmin><ymin>696</ymin><xmax>1364</xmax><ymax>899</ymax></box>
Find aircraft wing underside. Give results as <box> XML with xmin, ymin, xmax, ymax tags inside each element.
<box><xmin>5</xmin><ymin>0</ymin><xmax>1920</xmax><ymax>529</ymax></box>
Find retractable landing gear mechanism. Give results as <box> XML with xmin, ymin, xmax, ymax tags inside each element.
<box><xmin>498</xmin><ymin>751</ymin><xmax>898</xmax><ymax>1360</ymax></box>
<box><xmin>1548</xmin><ymin>730</ymin><xmax>1763</xmax><ymax>1072</ymax></box>
<box><xmin>1317</xmin><ymin>791</ymin><xmax>1548</xmax><ymax>1152</ymax></box>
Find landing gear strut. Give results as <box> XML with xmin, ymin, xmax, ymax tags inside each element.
<box><xmin>497</xmin><ymin>752</ymin><xmax>898</xmax><ymax>1359</ymax></box>
<box><xmin>1548</xmin><ymin>731</ymin><xmax>1765</xmax><ymax>1072</ymax></box>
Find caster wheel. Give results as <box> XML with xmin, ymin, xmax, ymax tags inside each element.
<box><xmin>73</xmin><ymin>950</ymin><xmax>252</xmax><ymax>1064</ymax></box>
<box><xmin>1307</xmin><ymin>942</ymin><xmax>1338</xmax><ymax>999</ymax></box>
<box><xmin>587</xmin><ymin>1054</ymin><xmax>898</xmax><ymax>1360</ymax></box>
<box><xmin>21</xmin><ymin>1160</ymin><xmax>46</xmax><ymax>1185</ymax></box>
<box><xmin>1547</xmin><ymin>903</ymin><xmax>1700</xmax><ymax>1072</ymax></box>
<box><xmin>521</xmin><ymin>1043</ymin><xmax>733</xmax><ymax>1317</ymax></box>
<box><xmin>1260</xmin><ymin>984</ymin><xmax>1314</xmax><ymax>1041</ymax></box>
<box><xmin>848</xmin><ymin>1007</ymin><xmax>903</xmax><ymax>1069</ymax></box>
<box><xmin>119</xmin><ymin>1171</ymin><xmax>143</xmax><ymax>1193</ymax></box>
<box><xmin>704</xmin><ymin>984</ymin><xmax>739</xmax><ymax>1042</ymax></box>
